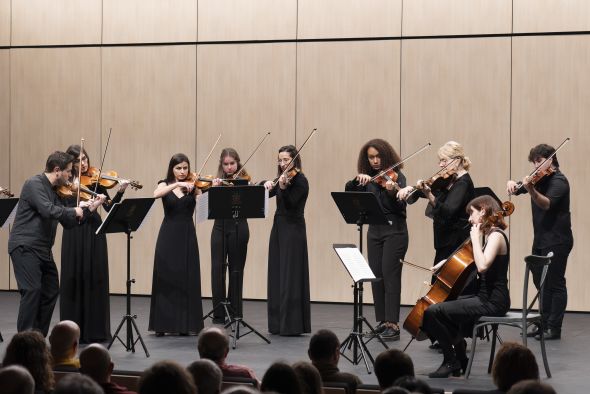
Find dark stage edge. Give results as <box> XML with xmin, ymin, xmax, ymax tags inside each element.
<box><xmin>0</xmin><ymin>292</ymin><xmax>584</xmax><ymax>393</ymax></box>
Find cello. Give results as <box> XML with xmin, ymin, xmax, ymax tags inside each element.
<box><xmin>403</xmin><ymin>200</ymin><xmax>515</xmax><ymax>340</ymax></box>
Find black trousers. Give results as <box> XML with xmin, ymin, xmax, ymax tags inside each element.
<box><xmin>210</xmin><ymin>219</ymin><xmax>249</xmax><ymax>318</ymax></box>
<box><xmin>532</xmin><ymin>243</ymin><xmax>572</xmax><ymax>330</ymax></box>
<box><xmin>10</xmin><ymin>247</ymin><xmax>59</xmax><ymax>336</ymax></box>
<box><xmin>367</xmin><ymin>223</ymin><xmax>408</xmax><ymax>323</ymax></box>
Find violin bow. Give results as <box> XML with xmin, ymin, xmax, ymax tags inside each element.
<box><xmin>196</xmin><ymin>133</ymin><xmax>222</xmax><ymax>178</ymax></box>
<box><xmin>405</xmin><ymin>156</ymin><xmax>459</xmax><ymax>199</ymax></box>
<box><xmin>92</xmin><ymin>127</ymin><xmax>113</xmax><ymax>196</ymax></box>
<box><xmin>233</xmin><ymin>131</ymin><xmax>271</xmax><ymax>180</ymax></box>
<box><xmin>274</xmin><ymin>128</ymin><xmax>317</xmax><ymax>185</ymax></box>
<box><xmin>370</xmin><ymin>142</ymin><xmax>431</xmax><ymax>182</ymax></box>
<box><xmin>76</xmin><ymin>138</ymin><xmax>85</xmax><ymax>207</ymax></box>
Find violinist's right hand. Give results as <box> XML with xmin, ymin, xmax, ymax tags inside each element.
<box><xmin>506</xmin><ymin>180</ymin><xmax>519</xmax><ymax>195</ymax></box>
<box><xmin>356</xmin><ymin>174</ymin><xmax>371</xmax><ymax>186</ymax></box>
<box><xmin>396</xmin><ymin>186</ymin><xmax>414</xmax><ymax>200</ymax></box>
<box><xmin>263</xmin><ymin>181</ymin><xmax>274</xmax><ymax>190</ymax></box>
<box><xmin>74</xmin><ymin>207</ymin><xmax>84</xmax><ymax>219</ymax></box>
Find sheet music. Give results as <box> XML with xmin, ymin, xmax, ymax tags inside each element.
<box><xmin>1</xmin><ymin>201</ymin><xmax>18</xmax><ymax>229</ymax></box>
<box><xmin>196</xmin><ymin>192</ymin><xmax>209</xmax><ymax>224</ymax></box>
<box><xmin>334</xmin><ymin>246</ymin><xmax>376</xmax><ymax>283</ymax></box>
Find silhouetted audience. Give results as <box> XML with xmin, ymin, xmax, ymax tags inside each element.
<box><xmin>187</xmin><ymin>359</ymin><xmax>223</xmax><ymax>394</ymax></box>
<box><xmin>49</xmin><ymin>320</ymin><xmax>81</xmax><ymax>370</ymax></box>
<box><xmin>393</xmin><ymin>376</ymin><xmax>432</xmax><ymax>394</ymax></box>
<box><xmin>53</xmin><ymin>373</ymin><xmax>104</xmax><ymax>394</ymax></box>
<box><xmin>260</xmin><ymin>362</ymin><xmax>301</xmax><ymax>394</ymax></box>
<box><xmin>221</xmin><ymin>387</ymin><xmax>260</xmax><ymax>394</ymax></box>
<box><xmin>292</xmin><ymin>361</ymin><xmax>323</xmax><ymax>394</ymax></box>
<box><xmin>492</xmin><ymin>342</ymin><xmax>540</xmax><ymax>392</ymax></box>
<box><xmin>198</xmin><ymin>327</ymin><xmax>258</xmax><ymax>382</ymax></box>
<box><xmin>138</xmin><ymin>360</ymin><xmax>196</xmax><ymax>394</ymax></box>
<box><xmin>374</xmin><ymin>349</ymin><xmax>414</xmax><ymax>390</ymax></box>
<box><xmin>0</xmin><ymin>364</ymin><xmax>35</xmax><ymax>394</ymax></box>
<box><xmin>507</xmin><ymin>380</ymin><xmax>556</xmax><ymax>394</ymax></box>
<box><xmin>307</xmin><ymin>329</ymin><xmax>361</xmax><ymax>389</ymax></box>
<box><xmin>79</xmin><ymin>344</ymin><xmax>136</xmax><ymax>394</ymax></box>
<box><xmin>381</xmin><ymin>388</ymin><xmax>410</xmax><ymax>394</ymax></box>
<box><xmin>2</xmin><ymin>330</ymin><xmax>55</xmax><ymax>393</ymax></box>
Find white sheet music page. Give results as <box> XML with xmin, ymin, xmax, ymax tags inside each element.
<box><xmin>1</xmin><ymin>201</ymin><xmax>19</xmax><ymax>229</ymax></box>
<box><xmin>334</xmin><ymin>246</ymin><xmax>376</xmax><ymax>283</ymax></box>
<box><xmin>196</xmin><ymin>191</ymin><xmax>209</xmax><ymax>224</ymax></box>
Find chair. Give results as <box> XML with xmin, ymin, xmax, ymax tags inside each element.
<box><xmin>356</xmin><ymin>383</ymin><xmax>380</xmax><ymax>394</ymax></box>
<box><xmin>465</xmin><ymin>252</ymin><xmax>553</xmax><ymax>379</ymax></box>
<box><xmin>323</xmin><ymin>381</ymin><xmax>351</xmax><ymax>394</ymax></box>
<box><xmin>111</xmin><ymin>370</ymin><xmax>142</xmax><ymax>392</ymax></box>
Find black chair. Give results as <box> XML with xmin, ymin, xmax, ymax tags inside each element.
<box><xmin>323</xmin><ymin>381</ymin><xmax>351</xmax><ymax>394</ymax></box>
<box><xmin>465</xmin><ymin>252</ymin><xmax>553</xmax><ymax>379</ymax></box>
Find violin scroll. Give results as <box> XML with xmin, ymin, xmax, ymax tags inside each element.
<box><xmin>0</xmin><ymin>186</ymin><xmax>14</xmax><ymax>197</ymax></box>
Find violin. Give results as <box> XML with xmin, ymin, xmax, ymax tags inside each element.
<box><xmin>0</xmin><ymin>186</ymin><xmax>14</xmax><ymax>197</ymax></box>
<box><xmin>80</xmin><ymin>166</ymin><xmax>142</xmax><ymax>190</ymax></box>
<box><xmin>402</xmin><ymin>200</ymin><xmax>515</xmax><ymax>340</ymax></box>
<box><xmin>56</xmin><ymin>181</ymin><xmax>102</xmax><ymax>202</ymax></box>
<box><xmin>272</xmin><ymin>168</ymin><xmax>300</xmax><ymax>187</ymax></box>
<box><xmin>511</xmin><ymin>166</ymin><xmax>556</xmax><ymax>195</ymax></box>
<box><xmin>192</xmin><ymin>174</ymin><xmax>233</xmax><ymax>191</ymax></box>
<box><xmin>420</xmin><ymin>167</ymin><xmax>458</xmax><ymax>191</ymax></box>
<box><xmin>370</xmin><ymin>168</ymin><xmax>399</xmax><ymax>190</ymax></box>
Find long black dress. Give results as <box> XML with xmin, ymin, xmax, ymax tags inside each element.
<box><xmin>149</xmin><ymin>184</ymin><xmax>204</xmax><ymax>334</ymax></box>
<box><xmin>60</xmin><ymin>185</ymin><xmax>123</xmax><ymax>343</ymax></box>
<box><xmin>267</xmin><ymin>172</ymin><xmax>311</xmax><ymax>335</ymax></box>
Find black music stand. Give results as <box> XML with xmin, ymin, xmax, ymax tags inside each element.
<box><xmin>204</xmin><ymin>185</ymin><xmax>270</xmax><ymax>349</ymax></box>
<box><xmin>331</xmin><ymin>191</ymin><xmax>390</xmax><ymax>373</ymax></box>
<box><xmin>0</xmin><ymin>197</ymin><xmax>19</xmax><ymax>342</ymax></box>
<box><xmin>97</xmin><ymin>197</ymin><xmax>155</xmax><ymax>357</ymax></box>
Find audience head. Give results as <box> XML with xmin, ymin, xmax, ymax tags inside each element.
<box><xmin>138</xmin><ymin>360</ymin><xmax>196</xmax><ymax>394</ymax></box>
<box><xmin>49</xmin><ymin>320</ymin><xmax>81</xmax><ymax>364</ymax></box>
<box><xmin>187</xmin><ymin>359</ymin><xmax>223</xmax><ymax>394</ymax></box>
<box><xmin>198</xmin><ymin>327</ymin><xmax>230</xmax><ymax>364</ymax></box>
<box><xmin>2</xmin><ymin>330</ymin><xmax>55</xmax><ymax>392</ymax></box>
<box><xmin>393</xmin><ymin>376</ymin><xmax>432</xmax><ymax>394</ymax></box>
<box><xmin>260</xmin><ymin>362</ymin><xmax>302</xmax><ymax>394</ymax></box>
<box><xmin>79</xmin><ymin>344</ymin><xmax>113</xmax><ymax>384</ymax></box>
<box><xmin>507</xmin><ymin>380</ymin><xmax>556</xmax><ymax>394</ymax></box>
<box><xmin>0</xmin><ymin>365</ymin><xmax>35</xmax><ymax>394</ymax></box>
<box><xmin>492</xmin><ymin>342</ymin><xmax>540</xmax><ymax>392</ymax></box>
<box><xmin>53</xmin><ymin>373</ymin><xmax>104</xmax><ymax>394</ymax></box>
<box><xmin>292</xmin><ymin>361</ymin><xmax>322</xmax><ymax>394</ymax></box>
<box><xmin>381</xmin><ymin>388</ymin><xmax>410</xmax><ymax>394</ymax></box>
<box><xmin>222</xmin><ymin>387</ymin><xmax>260</xmax><ymax>394</ymax></box>
<box><xmin>374</xmin><ymin>349</ymin><xmax>415</xmax><ymax>389</ymax></box>
<box><xmin>308</xmin><ymin>329</ymin><xmax>340</xmax><ymax>364</ymax></box>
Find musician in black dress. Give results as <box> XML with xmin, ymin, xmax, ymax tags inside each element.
<box><xmin>507</xmin><ymin>144</ymin><xmax>573</xmax><ymax>340</ymax></box>
<box><xmin>345</xmin><ymin>139</ymin><xmax>408</xmax><ymax>340</ymax></box>
<box><xmin>210</xmin><ymin>148</ymin><xmax>251</xmax><ymax>323</ymax></box>
<box><xmin>150</xmin><ymin>153</ymin><xmax>204</xmax><ymax>336</ymax></box>
<box><xmin>422</xmin><ymin>195</ymin><xmax>510</xmax><ymax>378</ymax></box>
<box><xmin>263</xmin><ymin>145</ymin><xmax>311</xmax><ymax>335</ymax></box>
<box><xmin>60</xmin><ymin>145</ymin><xmax>128</xmax><ymax>343</ymax></box>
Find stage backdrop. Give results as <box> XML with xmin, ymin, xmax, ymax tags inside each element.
<box><xmin>1</xmin><ymin>0</ymin><xmax>588</xmax><ymax>312</ymax></box>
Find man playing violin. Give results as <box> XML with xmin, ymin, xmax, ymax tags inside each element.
<box><xmin>8</xmin><ymin>151</ymin><xmax>103</xmax><ymax>336</ymax></box>
<box><xmin>507</xmin><ymin>144</ymin><xmax>573</xmax><ymax>340</ymax></box>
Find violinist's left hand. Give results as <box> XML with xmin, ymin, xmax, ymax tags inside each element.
<box><xmin>278</xmin><ymin>174</ymin><xmax>288</xmax><ymax>190</ymax></box>
<box><xmin>385</xmin><ymin>180</ymin><xmax>398</xmax><ymax>192</ymax></box>
<box><xmin>522</xmin><ymin>175</ymin><xmax>534</xmax><ymax>193</ymax></box>
<box><xmin>118</xmin><ymin>179</ymin><xmax>130</xmax><ymax>193</ymax></box>
<box><xmin>89</xmin><ymin>194</ymin><xmax>107</xmax><ymax>212</ymax></box>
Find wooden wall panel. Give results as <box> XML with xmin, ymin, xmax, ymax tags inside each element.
<box><xmin>402</xmin><ymin>0</ymin><xmax>512</xmax><ymax>36</ymax></box>
<box><xmin>0</xmin><ymin>50</ymin><xmax>9</xmax><ymax>289</ymax></box>
<box><xmin>103</xmin><ymin>0</ymin><xmax>197</xmax><ymax>44</ymax></box>
<box><xmin>9</xmin><ymin>48</ymin><xmax>102</xmax><ymax>288</ymax></box>
<box><xmin>0</xmin><ymin>0</ymin><xmax>9</xmax><ymax>46</ymax></box>
<box><xmin>102</xmin><ymin>46</ymin><xmax>197</xmax><ymax>294</ymax></box>
<box><xmin>198</xmin><ymin>0</ymin><xmax>296</xmax><ymax>41</ymax></box>
<box><xmin>296</xmin><ymin>41</ymin><xmax>400</xmax><ymax>303</ymax></box>
<box><xmin>514</xmin><ymin>0</ymin><xmax>590</xmax><ymax>33</ymax></box>
<box><xmin>401</xmin><ymin>38</ymin><xmax>511</xmax><ymax>305</ymax></box>
<box><xmin>511</xmin><ymin>36</ymin><xmax>590</xmax><ymax>311</ymax></box>
<box><xmin>196</xmin><ymin>43</ymin><xmax>296</xmax><ymax>300</ymax></box>
<box><xmin>11</xmin><ymin>0</ymin><xmax>102</xmax><ymax>46</ymax></box>
<box><xmin>297</xmin><ymin>0</ymin><xmax>401</xmax><ymax>39</ymax></box>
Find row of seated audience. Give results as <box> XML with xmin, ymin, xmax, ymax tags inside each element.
<box><xmin>0</xmin><ymin>320</ymin><xmax>558</xmax><ymax>394</ymax></box>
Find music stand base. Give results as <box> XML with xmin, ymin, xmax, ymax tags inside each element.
<box><xmin>226</xmin><ymin>316</ymin><xmax>271</xmax><ymax>349</ymax></box>
<box><xmin>0</xmin><ymin>331</ymin><xmax>3</xmax><ymax>342</ymax></box>
<box><xmin>108</xmin><ymin>314</ymin><xmax>150</xmax><ymax>357</ymax></box>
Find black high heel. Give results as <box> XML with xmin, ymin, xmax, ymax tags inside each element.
<box><xmin>428</xmin><ymin>359</ymin><xmax>462</xmax><ymax>378</ymax></box>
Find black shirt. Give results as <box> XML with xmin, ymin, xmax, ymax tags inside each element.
<box><xmin>8</xmin><ymin>174</ymin><xmax>86</xmax><ymax>259</ymax></box>
<box><xmin>269</xmin><ymin>172</ymin><xmax>309</xmax><ymax>219</ymax></box>
<box><xmin>516</xmin><ymin>170</ymin><xmax>573</xmax><ymax>248</ymax></box>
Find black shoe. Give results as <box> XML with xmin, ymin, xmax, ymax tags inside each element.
<box><xmin>523</xmin><ymin>326</ymin><xmax>540</xmax><ymax>338</ymax></box>
<box><xmin>429</xmin><ymin>341</ymin><xmax>441</xmax><ymax>350</ymax></box>
<box><xmin>428</xmin><ymin>359</ymin><xmax>462</xmax><ymax>378</ymax></box>
<box><xmin>459</xmin><ymin>357</ymin><xmax>469</xmax><ymax>374</ymax></box>
<box><xmin>536</xmin><ymin>328</ymin><xmax>561</xmax><ymax>340</ymax></box>
<box><xmin>363</xmin><ymin>323</ymin><xmax>386</xmax><ymax>338</ymax></box>
<box><xmin>379</xmin><ymin>327</ymin><xmax>400</xmax><ymax>341</ymax></box>
<box><xmin>155</xmin><ymin>332</ymin><xmax>165</xmax><ymax>337</ymax></box>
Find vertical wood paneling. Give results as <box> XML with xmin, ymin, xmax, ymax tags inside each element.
<box><xmin>401</xmin><ymin>38</ymin><xmax>511</xmax><ymax>305</ymax></box>
<box><xmin>0</xmin><ymin>50</ymin><xmax>9</xmax><ymax>289</ymax></box>
<box><xmin>102</xmin><ymin>45</ymin><xmax>197</xmax><ymax>294</ymax></box>
<box><xmin>297</xmin><ymin>0</ymin><xmax>401</xmax><ymax>39</ymax></box>
<box><xmin>296</xmin><ymin>41</ymin><xmax>400</xmax><ymax>303</ymax></box>
<box><xmin>514</xmin><ymin>0</ymin><xmax>590</xmax><ymax>33</ymax></box>
<box><xmin>103</xmin><ymin>0</ymin><xmax>197</xmax><ymax>44</ymax></box>
<box><xmin>511</xmin><ymin>36</ymin><xmax>590</xmax><ymax>310</ymax></box>
<box><xmin>198</xmin><ymin>0</ymin><xmax>296</xmax><ymax>41</ymax></box>
<box><xmin>196</xmin><ymin>43</ymin><xmax>296</xmax><ymax>300</ymax></box>
<box><xmin>402</xmin><ymin>0</ymin><xmax>512</xmax><ymax>36</ymax></box>
<box><xmin>0</xmin><ymin>0</ymin><xmax>10</xmax><ymax>46</ymax></box>
<box><xmin>11</xmin><ymin>0</ymin><xmax>102</xmax><ymax>46</ymax></box>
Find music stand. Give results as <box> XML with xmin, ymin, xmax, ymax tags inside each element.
<box><xmin>331</xmin><ymin>191</ymin><xmax>390</xmax><ymax>373</ymax></box>
<box><xmin>0</xmin><ymin>197</ymin><xmax>19</xmax><ymax>342</ymax></box>
<box><xmin>204</xmin><ymin>186</ymin><xmax>270</xmax><ymax>349</ymax></box>
<box><xmin>97</xmin><ymin>197</ymin><xmax>155</xmax><ymax>357</ymax></box>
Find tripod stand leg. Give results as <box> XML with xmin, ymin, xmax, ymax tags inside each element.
<box><xmin>403</xmin><ymin>336</ymin><xmax>415</xmax><ymax>352</ymax></box>
<box><xmin>354</xmin><ymin>334</ymin><xmax>374</xmax><ymax>373</ymax></box>
<box><xmin>360</xmin><ymin>317</ymin><xmax>390</xmax><ymax>350</ymax></box>
<box><xmin>130</xmin><ymin>315</ymin><xmax>150</xmax><ymax>357</ymax></box>
<box><xmin>108</xmin><ymin>316</ymin><xmax>127</xmax><ymax>350</ymax></box>
<box><xmin>236</xmin><ymin>319</ymin><xmax>271</xmax><ymax>344</ymax></box>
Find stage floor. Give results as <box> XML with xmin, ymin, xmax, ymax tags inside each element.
<box><xmin>0</xmin><ymin>292</ymin><xmax>584</xmax><ymax>393</ymax></box>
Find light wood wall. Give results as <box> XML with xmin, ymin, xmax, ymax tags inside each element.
<box><xmin>2</xmin><ymin>2</ymin><xmax>589</xmax><ymax>312</ymax></box>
